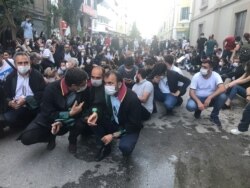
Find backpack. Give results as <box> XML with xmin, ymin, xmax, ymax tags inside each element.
<box><xmin>239</xmin><ymin>42</ymin><xmax>250</xmax><ymax>63</ymax></box>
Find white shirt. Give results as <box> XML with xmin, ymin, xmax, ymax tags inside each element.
<box><xmin>110</xmin><ymin>96</ymin><xmax>121</xmax><ymax>124</ymax></box>
<box><xmin>15</xmin><ymin>73</ymin><xmax>34</xmax><ymax>100</ymax></box>
<box><xmin>42</xmin><ymin>48</ymin><xmax>55</xmax><ymax>63</ymax></box>
<box><xmin>64</xmin><ymin>53</ymin><xmax>72</xmax><ymax>61</ymax></box>
<box><xmin>159</xmin><ymin>76</ymin><xmax>170</xmax><ymax>94</ymax></box>
<box><xmin>132</xmin><ymin>79</ymin><xmax>154</xmax><ymax>113</ymax></box>
<box><xmin>190</xmin><ymin>71</ymin><xmax>223</xmax><ymax>97</ymax></box>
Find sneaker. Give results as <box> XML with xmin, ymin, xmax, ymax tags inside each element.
<box><xmin>68</xmin><ymin>144</ymin><xmax>77</xmax><ymax>154</ymax></box>
<box><xmin>210</xmin><ymin>116</ymin><xmax>221</xmax><ymax>126</ymax></box>
<box><xmin>194</xmin><ymin>110</ymin><xmax>201</xmax><ymax>119</ymax></box>
<box><xmin>230</xmin><ymin>128</ymin><xmax>244</xmax><ymax>135</ymax></box>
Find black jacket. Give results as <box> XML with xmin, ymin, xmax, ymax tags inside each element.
<box><xmin>108</xmin><ymin>89</ymin><xmax>143</xmax><ymax>133</ymax></box>
<box><xmin>4</xmin><ymin>69</ymin><xmax>45</xmax><ymax>105</ymax></box>
<box><xmin>165</xmin><ymin>70</ymin><xmax>191</xmax><ymax>96</ymax></box>
<box><xmin>34</xmin><ymin>80</ymin><xmax>90</xmax><ymax>128</ymax></box>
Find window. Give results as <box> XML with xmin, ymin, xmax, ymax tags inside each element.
<box><xmin>180</xmin><ymin>7</ymin><xmax>190</xmax><ymax>20</ymax></box>
<box><xmin>198</xmin><ymin>24</ymin><xmax>204</xmax><ymax>36</ymax></box>
<box><xmin>235</xmin><ymin>11</ymin><xmax>247</xmax><ymax>37</ymax></box>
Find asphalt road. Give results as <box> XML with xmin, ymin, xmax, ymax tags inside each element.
<box><xmin>0</xmin><ymin>82</ymin><xmax>250</xmax><ymax>188</ymax></box>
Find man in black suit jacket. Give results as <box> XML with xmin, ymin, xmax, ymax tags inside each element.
<box><xmin>0</xmin><ymin>52</ymin><xmax>45</xmax><ymax>138</ymax></box>
<box><xmin>19</xmin><ymin>68</ymin><xmax>90</xmax><ymax>153</ymax></box>
<box><xmin>87</xmin><ymin>71</ymin><xmax>143</xmax><ymax>161</ymax></box>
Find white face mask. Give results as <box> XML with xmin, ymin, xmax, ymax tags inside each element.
<box><xmin>86</xmin><ymin>59</ymin><xmax>91</xmax><ymax>64</ymax></box>
<box><xmin>61</xmin><ymin>66</ymin><xmax>66</xmax><ymax>71</ymax></box>
<box><xmin>17</xmin><ymin>65</ymin><xmax>30</xmax><ymax>75</ymax></box>
<box><xmin>26</xmin><ymin>41</ymin><xmax>30</xmax><ymax>46</ymax></box>
<box><xmin>105</xmin><ymin>85</ymin><xmax>117</xmax><ymax>96</ymax></box>
<box><xmin>91</xmin><ymin>79</ymin><xmax>102</xmax><ymax>87</ymax></box>
<box><xmin>219</xmin><ymin>61</ymin><xmax>223</xmax><ymax>66</ymax></box>
<box><xmin>39</xmin><ymin>47</ymin><xmax>44</xmax><ymax>51</ymax></box>
<box><xmin>77</xmin><ymin>84</ymin><xmax>87</xmax><ymax>93</ymax></box>
<box><xmin>200</xmin><ymin>68</ymin><xmax>208</xmax><ymax>76</ymax></box>
<box><xmin>233</xmin><ymin>62</ymin><xmax>239</xmax><ymax>67</ymax></box>
<box><xmin>47</xmin><ymin>77</ymin><xmax>56</xmax><ymax>83</ymax></box>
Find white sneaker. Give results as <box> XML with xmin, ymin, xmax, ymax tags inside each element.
<box><xmin>230</xmin><ymin>128</ymin><xmax>243</xmax><ymax>135</ymax></box>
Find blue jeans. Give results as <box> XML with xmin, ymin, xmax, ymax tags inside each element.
<box><xmin>154</xmin><ymin>87</ymin><xmax>178</xmax><ymax>110</ymax></box>
<box><xmin>238</xmin><ymin>102</ymin><xmax>250</xmax><ymax>132</ymax></box>
<box><xmin>227</xmin><ymin>85</ymin><xmax>246</xmax><ymax>100</ymax></box>
<box><xmin>186</xmin><ymin>93</ymin><xmax>227</xmax><ymax>117</ymax></box>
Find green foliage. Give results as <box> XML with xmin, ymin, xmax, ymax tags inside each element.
<box><xmin>0</xmin><ymin>0</ymin><xmax>34</xmax><ymax>39</ymax></box>
<box><xmin>61</xmin><ymin>0</ymin><xmax>83</xmax><ymax>25</ymax></box>
<box><xmin>130</xmin><ymin>22</ymin><xmax>141</xmax><ymax>39</ymax></box>
<box><xmin>1</xmin><ymin>0</ymin><xmax>34</xmax><ymax>11</ymax></box>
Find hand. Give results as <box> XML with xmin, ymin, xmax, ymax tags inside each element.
<box><xmin>204</xmin><ymin>97</ymin><xmax>212</xmax><ymax>108</ymax></box>
<box><xmin>197</xmin><ymin>101</ymin><xmax>205</xmax><ymax>111</ymax></box>
<box><xmin>8</xmin><ymin>100</ymin><xmax>18</xmax><ymax>109</ymax></box>
<box><xmin>16</xmin><ymin>97</ymin><xmax>26</xmax><ymax>107</ymax></box>
<box><xmin>225</xmin><ymin>83</ymin><xmax>232</xmax><ymax>90</ymax></box>
<box><xmin>69</xmin><ymin>101</ymin><xmax>84</xmax><ymax>117</ymax></box>
<box><xmin>101</xmin><ymin>134</ymin><xmax>113</xmax><ymax>145</ymax></box>
<box><xmin>51</xmin><ymin>121</ymin><xmax>62</xmax><ymax>135</ymax></box>
<box><xmin>152</xmin><ymin>76</ymin><xmax>161</xmax><ymax>84</ymax></box>
<box><xmin>246</xmin><ymin>96</ymin><xmax>250</xmax><ymax>102</ymax></box>
<box><xmin>87</xmin><ymin>112</ymin><xmax>98</xmax><ymax>126</ymax></box>
<box><xmin>171</xmin><ymin>90</ymin><xmax>180</xmax><ymax>97</ymax></box>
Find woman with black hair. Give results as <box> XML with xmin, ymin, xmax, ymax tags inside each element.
<box><xmin>223</xmin><ymin>61</ymin><xmax>250</xmax><ymax>109</ymax></box>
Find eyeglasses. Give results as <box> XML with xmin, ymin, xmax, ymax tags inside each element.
<box><xmin>16</xmin><ymin>61</ymin><xmax>29</xmax><ymax>65</ymax></box>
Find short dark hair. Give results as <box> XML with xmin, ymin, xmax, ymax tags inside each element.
<box><xmin>201</xmin><ymin>59</ymin><xmax>213</xmax><ymax>67</ymax></box>
<box><xmin>65</xmin><ymin>67</ymin><xmax>88</xmax><ymax>86</ymax></box>
<box><xmin>13</xmin><ymin>51</ymin><xmax>30</xmax><ymax>62</ymax></box>
<box><xmin>104</xmin><ymin>70</ymin><xmax>123</xmax><ymax>83</ymax></box>
<box><xmin>144</xmin><ymin>56</ymin><xmax>157</xmax><ymax>65</ymax></box>
<box><xmin>164</xmin><ymin>55</ymin><xmax>174</xmax><ymax>65</ymax></box>
<box><xmin>137</xmin><ymin>68</ymin><xmax>147</xmax><ymax>79</ymax></box>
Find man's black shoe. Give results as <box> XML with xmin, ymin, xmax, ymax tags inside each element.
<box><xmin>176</xmin><ymin>97</ymin><xmax>183</xmax><ymax>107</ymax></box>
<box><xmin>95</xmin><ymin>145</ymin><xmax>111</xmax><ymax>161</ymax></box>
<box><xmin>47</xmin><ymin>136</ymin><xmax>56</xmax><ymax>151</ymax></box>
<box><xmin>0</xmin><ymin>126</ymin><xmax>4</xmax><ymax>139</ymax></box>
<box><xmin>166</xmin><ymin>109</ymin><xmax>175</xmax><ymax>116</ymax></box>
<box><xmin>68</xmin><ymin>143</ymin><xmax>77</xmax><ymax>154</ymax></box>
<box><xmin>194</xmin><ymin>110</ymin><xmax>201</xmax><ymax>119</ymax></box>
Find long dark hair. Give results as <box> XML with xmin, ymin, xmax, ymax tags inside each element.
<box><xmin>244</xmin><ymin>61</ymin><xmax>250</xmax><ymax>77</ymax></box>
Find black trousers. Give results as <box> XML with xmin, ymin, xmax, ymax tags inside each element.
<box><xmin>141</xmin><ymin>105</ymin><xmax>151</xmax><ymax>121</ymax></box>
<box><xmin>238</xmin><ymin>102</ymin><xmax>250</xmax><ymax>132</ymax></box>
<box><xmin>19</xmin><ymin>117</ymin><xmax>86</xmax><ymax>145</ymax></box>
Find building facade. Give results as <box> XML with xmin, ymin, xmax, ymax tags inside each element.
<box><xmin>158</xmin><ymin>0</ymin><xmax>193</xmax><ymax>41</ymax></box>
<box><xmin>92</xmin><ymin>0</ymin><xmax>130</xmax><ymax>36</ymax></box>
<box><xmin>189</xmin><ymin>0</ymin><xmax>250</xmax><ymax>47</ymax></box>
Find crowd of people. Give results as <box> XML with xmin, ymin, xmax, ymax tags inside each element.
<box><xmin>0</xmin><ymin>30</ymin><xmax>250</xmax><ymax>161</ymax></box>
